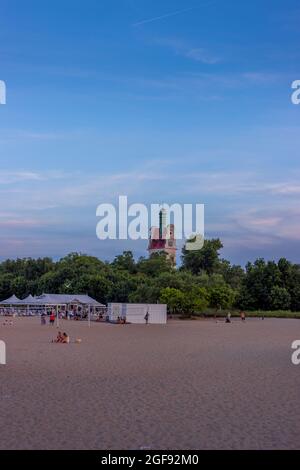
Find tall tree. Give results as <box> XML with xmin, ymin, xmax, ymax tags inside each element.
<box><xmin>181</xmin><ymin>238</ymin><xmax>223</xmax><ymax>275</ymax></box>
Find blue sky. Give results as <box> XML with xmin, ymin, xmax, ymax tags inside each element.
<box><xmin>0</xmin><ymin>0</ymin><xmax>300</xmax><ymax>265</ymax></box>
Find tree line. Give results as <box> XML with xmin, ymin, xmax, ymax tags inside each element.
<box><xmin>0</xmin><ymin>239</ymin><xmax>300</xmax><ymax>314</ymax></box>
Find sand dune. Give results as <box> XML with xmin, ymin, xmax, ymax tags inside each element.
<box><xmin>0</xmin><ymin>317</ymin><xmax>299</xmax><ymax>450</ymax></box>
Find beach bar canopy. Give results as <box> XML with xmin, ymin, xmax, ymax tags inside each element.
<box><xmin>0</xmin><ymin>293</ymin><xmax>105</xmax><ymax>307</ymax></box>
<box><xmin>23</xmin><ymin>294</ymin><xmax>35</xmax><ymax>303</ymax></box>
<box><xmin>31</xmin><ymin>294</ymin><xmax>105</xmax><ymax>308</ymax></box>
<box><xmin>0</xmin><ymin>294</ymin><xmax>22</xmax><ymax>305</ymax></box>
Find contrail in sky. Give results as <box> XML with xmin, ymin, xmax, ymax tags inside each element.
<box><xmin>132</xmin><ymin>2</ymin><xmax>215</xmax><ymax>27</ymax></box>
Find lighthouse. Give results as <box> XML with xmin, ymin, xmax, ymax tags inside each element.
<box><xmin>148</xmin><ymin>207</ymin><xmax>177</xmax><ymax>266</ymax></box>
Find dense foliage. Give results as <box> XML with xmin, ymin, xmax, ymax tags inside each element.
<box><xmin>0</xmin><ymin>239</ymin><xmax>300</xmax><ymax>314</ymax></box>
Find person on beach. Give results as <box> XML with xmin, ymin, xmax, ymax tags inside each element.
<box><xmin>62</xmin><ymin>332</ymin><xmax>70</xmax><ymax>344</ymax></box>
<box><xmin>240</xmin><ymin>311</ymin><xmax>246</xmax><ymax>321</ymax></box>
<box><xmin>52</xmin><ymin>331</ymin><xmax>63</xmax><ymax>343</ymax></box>
<box><xmin>41</xmin><ymin>314</ymin><xmax>47</xmax><ymax>325</ymax></box>
<box><xmin>144</xmin><ymin>311</ymin><xmax>149</xmax><ymax>325</ymax></box>
<box><xmin>225</xmin><ymin>312</ymin><xmax>231</xmax><ymax>323</ymax></box>
<box><xmin>49</xmin><ymin>311</ymin><xmax>55</xmax><ymax>325</ymax></box>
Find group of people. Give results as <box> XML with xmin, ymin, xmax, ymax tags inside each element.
<box><xmin>115</xmin><ymin>311</ymin><xmax>150</xmax><ymax>325</ymax></box>
<box><xmin>40</xmin><ymin>310</ymin><xmax>88</xmax><ymax>325</ymax></box>
<box><xmin>1</xmin><ymin>319</ymin><xmax>14</xmax><ymax>326</ymax></box>
<box><xmin>40</xmin><ymin>312</ymin><xmax>56</xmax><ymax>325</ymax></box>
<box><xmin>225</xmin><ymin>311</ymin><xmax>246</xmax><ymax>323</ymax></box>
<box><xmin>52</xmin><ymin>331</ymin><xmax>70</xmax><ymax>344</ymax></box>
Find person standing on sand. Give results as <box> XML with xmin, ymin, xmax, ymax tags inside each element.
<box><xmin>144</xmin><ymin>311</ymin><xmax>149</xmax><ymax>325</ymax></box>
<box><xmin>240</xmin><ymin>311</ymin><xmax>246</xmax><ymax>322</ymax></box>
<box><xmin>41</xmin><ymin>314</ymin><xmax>46</xmax><ymax>325</ymax></box>
<box><xmin>49</xmin><ymin>311</ymin><xmax>55</xmax><ymax>326</ymax></box>
<box><xmin>226</xmin><ymin>312</ymin><xmax>231</xmax><ymax>323</ymax></box>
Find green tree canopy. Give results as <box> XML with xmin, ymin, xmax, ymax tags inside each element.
<box><xmin>0</xmin><ymin>242</ymin><xmax>299</xmax><ymax>313</ymax></box>
<box><xmin>181</xmin><ymin>238</ymin><xmax>223</xmax><ymax>275</ymax></box>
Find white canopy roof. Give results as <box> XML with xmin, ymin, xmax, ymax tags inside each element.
<box><xmin>23</xmin><ymin>294</ymin><xmax>35</xmax><ymax>302</ymax></box>
<box><xmin>0</xmin><ymin>293</ymin><xmax>105</xmax><ymax>307</ymax></box>
<box><xmin>0</xmin><ymin>294</ymin><xmax>22</xmax><ymax>305</ymax></box>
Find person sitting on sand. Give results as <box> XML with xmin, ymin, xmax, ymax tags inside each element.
<box><xmin>61</xmin><ymin>332</ymin><xmax>70</xmax><ymax>344</ymax></box>
<box><xmin>52</xmin><ymin>331</ymin><xmax>63</xmax><ymax>343</ymax></box>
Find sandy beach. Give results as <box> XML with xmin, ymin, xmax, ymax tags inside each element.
<box><xmin>0</xmin><ymin>317</ymin><xmax>299</xmax><ymax>450</ymax></box>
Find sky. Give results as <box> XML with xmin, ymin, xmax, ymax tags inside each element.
<box><xmin>0</xmin><ymin>0</ymin><xmax>300</xmax><ymax>266</ymax></box>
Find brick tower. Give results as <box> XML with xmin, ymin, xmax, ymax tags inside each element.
<box><xmin>148</xmin><ymin>208</ymin><xmax>177</xmax><ymax>266</ymax></box>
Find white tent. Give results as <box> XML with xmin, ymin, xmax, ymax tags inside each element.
<box><xmin>34</xmin><ymin>293</ymin><xmax>104</xmax><ymax>307</ymax></box>
<box><xmin>0</xmin><ymin>293</ymin><xmax>105</xmax><ymax>308</ymax></box>
<box><xmin>0</xmin><ymin>293</ymin><xmax>106</xmax><ymax>323</ymax></box>
<box><xmin>108</xmin><ymin>303</ymin><xmax>167</xmax><ymax>324</ymax></box>
<box><xmin>0</xmin><ymin>295</ymin><xmax>22</xmax><ymax>305</ymax></box>
<box><xmin>22</xmin><ymin>294</ymin><xmax>35</xmax><ymax>303</ymax></box>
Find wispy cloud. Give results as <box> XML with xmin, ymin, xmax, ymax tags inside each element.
<box><xmin>1</xmin><ymin>165</ymin><xmax>300</xmax><ymax>215</ymax></box>
<box><xmin>0</xmin><ymin>170</ymin><xmax>67</xmax><ymax>185</ymax></box>
<box><xmin>0</xmin><ymin>129</ymin><xmax>80</xmax><ymax>143</ymax></box>
<box><xmin>185</xmin><ymin>48</ymin><xmax>220</xmax><ymax>64</ymax></box>
<box><xmin>0</xmin><ymin>171</ymin><xmax>43</xmax><ymax>184</ymax></box>
<box><xmin>1</xmin><ymin>165</ymin><xmax>300</xmax><ymax>262</ymax></box>
<box><xmin>0</xmin><ymin>218</ymin><xmax>49</xmax><ymax>229</ymax></box>
<box><xmin>152</xmin><ymin>37</ymin><xmax>221</xmax><ymax>64</ymax></box>
<box><xmin>232</xmin><ymin>207</ymin><xmax>300</xmax><ymax>243</ymax></box>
